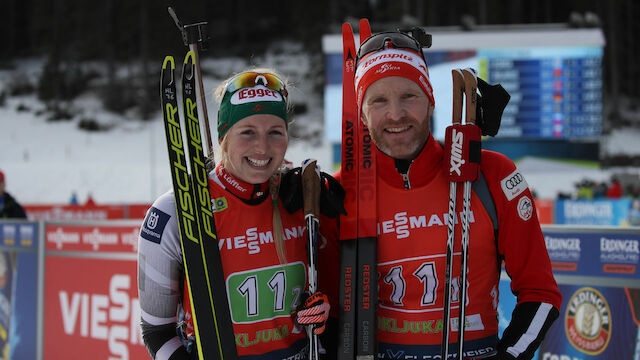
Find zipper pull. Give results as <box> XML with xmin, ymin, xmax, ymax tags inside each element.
<box><xmin>402</xmin><ymin>172</ymin><xmax>411</xmax><ymax>189</ymax></box>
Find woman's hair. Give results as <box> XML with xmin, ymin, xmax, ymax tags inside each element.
<box><xmin>214</xmin><ymin>68</ymin><xmax>292</xmax><ymax>264</ymax></box>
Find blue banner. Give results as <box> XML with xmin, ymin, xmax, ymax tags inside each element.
<box><xmin>0</xmin><ymin>221</ymin><xmax>38</xmax><ymax>360</ymax></box>
<box><xmin>555</xmin><ymin>199</ymin><xmax>632</xmax><ymax>226</ymax></box>
<box><xmin>538</xmin><ymin>285</ymin><xmax>639</xmax><ymax>359</ymax></box>
<box><xmin>544</xmin><ymin>228</ymin><xmax>639</xmax><ymax>279</ymax></box>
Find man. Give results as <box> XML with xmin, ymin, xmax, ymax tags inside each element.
<box><xmin>342</xmin><ymin>30</ymin><xmax>561</xmax><ymax>359</ymax></box>
<box><xmin>0</xmin><ymin>170</ymin><xmax>27</xmax><ymax>219</ymax></box>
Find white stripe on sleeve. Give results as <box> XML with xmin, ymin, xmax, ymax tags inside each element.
<box><xmin>155</xmin><ymin>336</ymin><xmax>183</xmax><ymax>360</ymax></box>
<box><xmin>141</xmin><ymin>309</ymin><xmax>178</xmax><ymax>326</ymax></box>
<box><xmin>506</xmin><ymin>302</ymin><xmax>553</xmax><ymax>357</ymax></box>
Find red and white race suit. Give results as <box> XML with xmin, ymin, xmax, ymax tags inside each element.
<box><xmin>331</xmin><ymin>135</ymin><xmax>561</xmax><ymax>359</ymax></box>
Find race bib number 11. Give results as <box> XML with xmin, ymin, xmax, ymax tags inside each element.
<box><xmin>227</xmin><ymin>262</ymin><xmax>306</xmax><ymax>323</ymax></box>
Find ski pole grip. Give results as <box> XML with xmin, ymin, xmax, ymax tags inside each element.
<box><xmin>443</xmin><ymin>124</ymin><xmax>481</xmax><ymax>182</ymax></box>
<box><xmin>302</xmin><ymin>159</ymin><xmax>321</xmax><ymax>217</ymax></box>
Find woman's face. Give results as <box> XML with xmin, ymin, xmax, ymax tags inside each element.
<box><xmin>221</xmin><ymin>114</ymin><xmax>288</xmax><ymax>184</ymax></box>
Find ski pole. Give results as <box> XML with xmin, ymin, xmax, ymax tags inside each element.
<box><xmin>302</xmin><ymin>159</ymin><xmax>322</xmax><ymax>360</ymax></box>
<box><xmin>442</xmin><ymin>68</ymin><xmax>482</xmax><ymax>360</ymax></box>
<box><xmin>442</xmin><ymin>68</ymin><xmax>465</xmax><ymax>360</ymax></box>
<box><xmin>168</xmin><ymin>7</ymin><xmax>214</xmax><ymax>157</ymax></box>
<box><xmin>457</xmin><ymin>68</ymin><xmax>479</xmax><ymax>359</ymax></box>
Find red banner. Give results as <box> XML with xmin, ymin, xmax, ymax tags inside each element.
<box><xmin>43</xmin><ymin>223</ymin><xmax>147</xmax><ymax>360</ymax></box>
<box><xmin>535</xmin><ymin>198</ymin><xmax>554</xmax><ymax>224</ymax></box>
<box><xmin>127</xmin><ymin>204</ymin><xmax>151</xmax><ymax>220</ymax></box>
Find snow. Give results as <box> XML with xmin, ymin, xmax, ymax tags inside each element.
<box><xmin>0</xmin><ymin>48</ymin><xmax>333</xmax><ymax>205</ymax></box>
<box><xmin>1</xmin><ymin>48</ymin><xmax>639</xmax><ymax>205</ymax></box>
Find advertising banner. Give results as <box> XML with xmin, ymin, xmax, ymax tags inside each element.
<box><xmin>543</xmin><ymin>227</ymin><xmax>639</xmax><ymax>279</ymax></box>
<box><xmin>0</xmin><ymin>220</ymin><xmax>39</xmax><ymax>360</ymax></box>
<box><xmin>538</xmin><ymin>285</ymin><xmax>640</xmax><ymax>359</ymax></box>
<box><xmin>555</xmin><ymin>199</ymin><xmax>632</xmax><ymax>226</ymax></box>
<box><xmin>536</xmin><ymin>199</ymin><xmax>554</xmax><ymax>224</ymax></box>
<box><xmin>43</xmin><ymin>222</ymin><xmax>146</xmax><ymax>360</ymax></box>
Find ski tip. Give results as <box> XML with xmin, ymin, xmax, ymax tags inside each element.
<box><xmin>359</xmin><ymin>18</ymin><xmax>372</xmax><ymax>43</ymax></box>
<box><xmin>162</xmin><ymin>56</ymin><xmax>175</xmax><ymax>70</ymax></box>
<box><xmin>184</xmin><ymin>51</ymin><xmax>195</xmax><ymax>65</ymax></box>
<box><xmin>342</xmin><ymin>22</ymin><xmax>353</xmax><ymax>35</ymax></box>
<box><xmin>342</xmin><ymin>22</ymin><xmax>356</xmax><ymax>63</ymax></box>
<box><xmin>182</xmin><ymin>51</ymin><xmax>195</xmax><ymax>80</ymax></box>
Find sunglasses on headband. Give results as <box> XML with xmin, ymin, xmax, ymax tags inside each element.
<box><xmin>224</xmin><ymin>72</ymin><xmax>288</xmax><ymax>98</ymax></box>
<box><xmin>356</xmin><ymin>29</ymin><xmax>431</xmax><ymax>67</ymax></box>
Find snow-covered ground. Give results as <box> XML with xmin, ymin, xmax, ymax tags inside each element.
<box><xmin>1</xmin><ymin>48</ymin><xmax>639</xmax><ymax>205</ymax></box>
<box><xmin>0</xmin><ymin>46</ymin><xmax>334</xmax><ymax>205</ymax></box>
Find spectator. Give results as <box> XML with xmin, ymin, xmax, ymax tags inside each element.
<box><xmin>69</xmin><ymin>192</ymin><xmax>79</xmax><ymax>205</ymax></box>
<box><xmin>593</xmin><ymin>182</ymin><xmax>607</xmax><ymax>198</ymax></box>
<box><xmin>606</xmin><ymin>177</ymin><xmax>623</xmax><ymax>198</ymax></box>
<box><xmin>0</xmin><ymin>170</ymin><xmax>27</xmax><ymax>219</ymax></box>
<box><xmin>85</xmin><ymin>193</ymin><xmax>96</xmax><ymax>206</ymax></box>
<box><xmin>576</xmin><ymin>179</ymin><xmax>594</xmax><ymax>200</ymax></box>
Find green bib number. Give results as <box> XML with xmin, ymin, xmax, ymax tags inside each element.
<box><xmin>227</xmin><ymin>262</ymin><xmax>306</xmax><ymax>323</ymax></box>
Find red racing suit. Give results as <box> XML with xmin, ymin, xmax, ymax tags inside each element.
<box><xmin>333</xmin><ymin>135</ymin><xmax>561</xmax><ymax>359</ymax></box>
<box><xmin>138</xmin><ymin>164</ymin><xmax>338</xmax><ymax>360</ymax></box>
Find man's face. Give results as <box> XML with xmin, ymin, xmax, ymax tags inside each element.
<box><xmin>0</xmin><ymin>178</ymin><xmax>4</xmax><ymax>195</ymax></box>
<box><xmin>360</xmin><ymin>76</ymin><xmax>434</xmax><ymax>160</ymax></box>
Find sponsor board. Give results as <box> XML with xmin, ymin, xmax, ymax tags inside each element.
<box><xmin>543</xmin><ymin>228</ymin><xmax>639</xmax><ymax>278</ymax></box>
<box><xmin>45</xmin><ymin>224</ymin><xmax>140</xmax><ymax>253</ymax></box>
<box><xmin>43</xmin><ymin>222</ymin><xmax>145</xmax><ymax>360</ymax></box>
<box><xmin>556</xmin><ymin>198</ymin><xmax>632</xmax><ymax>226</ymax></box>
<box><xmin>540</xmin><ymin>284</ymin><xmax>639</xmax><ymax>360</ymax></box>
<box><xmin>0</xmin><ymin>221</ymin><xmax>39</xmax><ymax>360</ymax></box>
<box><xmin>44</xmin><ymin>256</ymin><xmax>146</xmax><ymax>360</ymax></box>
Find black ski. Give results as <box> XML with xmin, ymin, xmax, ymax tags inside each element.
<box><xmin>338</xmin><ymin>19</ymin><xmax>378</xmax><ymax>360</ymax></box>
<box><xmin>160</xmin><ymin>54</ymin><xmax>238</xmax><ymax>360</ymax></box>
<box><xmin>354</xmin><ymin>19</ymin><xmax>377</xmax><ymax>360</ymax></box>
<box><xmin>338</xmin><ymin>22</ymin><xmax>359</xmax><ymax>360</ymax></box>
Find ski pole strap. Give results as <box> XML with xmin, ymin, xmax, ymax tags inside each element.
<box><xmin>443</xmin><ymin>124</ymin><xmax>481</xmax><ymax>182</ymax></box>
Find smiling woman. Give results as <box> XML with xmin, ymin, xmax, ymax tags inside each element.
<box><xmin>214</xmin><ymin>69</ymin><xmax>292</xmax><ymax>186</ymax></box>
<box><xmin>137</xmin><ymin>68</ymin><xmax>337</xmax><ymax>360</ymax></box>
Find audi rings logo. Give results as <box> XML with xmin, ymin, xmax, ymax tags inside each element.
<box><xmin>505</xmin><ymin>173</ymin><xmax>524</xmax><ymax>189</ymax></box>
<box><xmin>501</xmin><ymin>170</ymin><xmax>528</xmax><ymax>201</ymax></box>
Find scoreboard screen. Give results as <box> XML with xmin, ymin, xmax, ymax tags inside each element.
<box><xmin>322</xmin><ymin>27</ymin><xmax>605</xmax><ymax>142</ymax></box>
<box><xmin>458</xmin><ymin>47</ymin><xmax>601</xmax><ymax>139</ymax></box>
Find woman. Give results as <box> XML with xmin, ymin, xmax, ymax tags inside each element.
<box><xmin>138</xmin><ymin>69</ymin><xmax>335</xmax><ymax>359</ymax></box>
